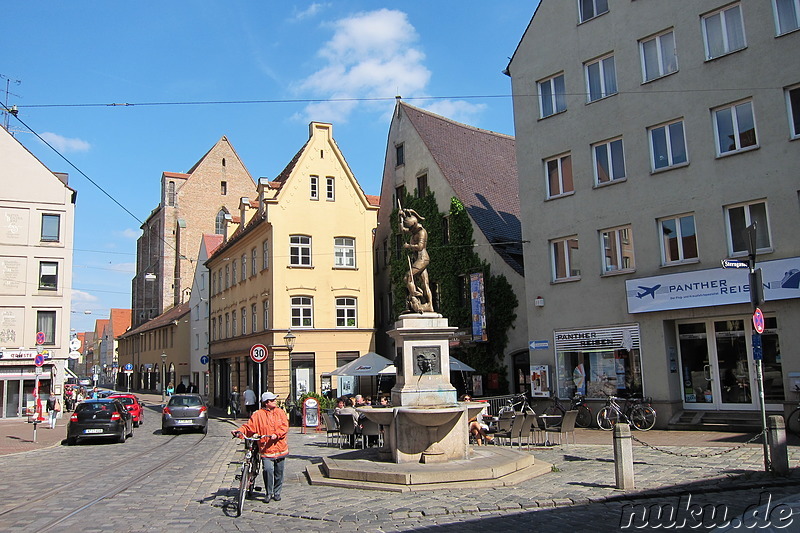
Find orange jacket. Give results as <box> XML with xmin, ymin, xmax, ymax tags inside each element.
<box><xmin>237</xmin><ymin>406</ymin><xmax>289</xmax><ymax>459</ymax></box>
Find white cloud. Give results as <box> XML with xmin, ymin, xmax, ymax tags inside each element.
<box><xmin>71</xmin><ymin>290</ymin><xmax>99</xmax><ymax>304</ymax></box>
<box><xmin>119</xmin><ymin>228</ymin><xmax>139</xmax><ymax>239</ymax></box>
<box><xmin>296</xmin><ymin>9</ymin><xmax>430</xmax><ymax>123</ymax></box>
<box><xmin>107</xmin><ymin>262</ymin><xmax>136</xmax><ymax>274</ymax></box>
<box><xmin>423</xmin><ymin>100</ymin><xmax>488</xmax><ymax>125</ymax></box>
<box><xmin>39</xmin><ymin>132</ymin><xmax>91</xmax><ymax>153</ymax></box>
<box><xmin>292</xmin><ymin>3</ymin><xmax>329</xmax><ymax>21</ymax></box>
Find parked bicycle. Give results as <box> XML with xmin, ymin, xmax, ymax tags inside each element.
<box><xmin>786</xmin><ymin>385</ymin><xmax>800</xmax><ymax>437</ymax></box>
<box><xmin>596</xmin><ymin>395</ymin><xmax>656</xmax><ymax>431</ymax></box>
<box><xmin>498</xmin><ymin>393</ymin><xmax>535</xmax><ymax>415</ymax></box>
<box><xmin>543</xmin><ymin>394</ymin><xmax>593</xmax><ymax>428</ymax></box>
<box><xmin>232</xmin><ymin>434</ymin><xmax>262</xmax><ymax>517</ymax></box>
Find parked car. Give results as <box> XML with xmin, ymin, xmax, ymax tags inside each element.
<box><xmin>67</xmin><ymin>399</ymin><xmax>134</xmax><ymax>445</ymax></box>
<box><xmin>109</xmin><ymin>393</ymin><xmax>144</xmax><ymax>427</ymax></box>
<box><xmin>162</xmin><ymin>394</ymin><xmax>208</xmax><ymax>435</ymax></box>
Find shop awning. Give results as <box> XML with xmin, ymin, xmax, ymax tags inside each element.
<box><xmin>64</xmin><ymin>366</ymin><xmax>79</xmax><ymax>379</ymax></box>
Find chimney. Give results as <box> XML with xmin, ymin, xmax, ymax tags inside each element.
<box><xmin>257</xmin><ymin>178</ymin><xmax>270</xmax><ymax>215</ymax></box>
<box><xmin>239</xmin><ymin>197</ymin><xmax>251</xmax><ymax>227</ymax></box>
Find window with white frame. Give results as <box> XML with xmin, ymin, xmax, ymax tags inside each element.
<box><xmin>640</xmin><ymin>30</ymin><xmax>677</xmax><ymax>82</ymax></box>
<box><xmin>263</xmin><ymin>300</ymin><xmax>269</xmax><ymax>330</ymax></box>
<box><xmin>225</xmin><ymin>313</ymin><xmax>230</xmax><ymax>338</ymax></box>
<box><xmin>289</xmin><ymin>235</ymin><xmax>312</xmax><ymax>266</ymax></box>
<box><xmin>241</xmin><ymin>254</ymin><xmax>246</xmax><ymax>282</ymax></box>
<box><xmin>215</xmin><ymin>210</ymin><xmax>226</xmax><ymax>235</ymax></box>
<box><xmin>336</xmin><ymin>297</ymin><xmax>357</xmax><ymax>327</ymax></box>
<box><xmin>579</xmin><ymin>0</ymin><xmax>608</xmax><ymax>23</ymax></box>
<box><xmin>713</xmin><ymin>100</ymin><xmax>757</xmax><ymax>155</ymax></box>
<box><xmin>232</xmin><ymin>261</ymin><xmax>237</xmax><ymax>285</ymax></box>
<box><xmin>774</xmin><ymin>0</ymin><xmax>800</xmax><ymax>35</ymax></box>
<box><xmin>592</xmin><ymin>138</ymin><xmax>626</xmax><ymax>184</ymax></box>
<box><xmin>251</xmin><ymin>304</ymin><xmax>257</xmax><ymax>333</ymax></box>
<box><xmin>649</xmin><ymin>119</ymin><xmax>687</xmax><ymax>171</ymax></box>
<box><xmin>334</xmin><ymin>237</ymin><xmax>356</xmax><ymax>268</ymax></box>
<box><xmin>251</xmin><ymin>248</ymin><xmax>257</xmax><ymax>277</ymax></box>
<box><xmin>600</xmin><ymin>225</ymin><xmax>635</xmax><ymax>273</ymax></box>
<box><xmin>538</xmin><ymin>73</ymin><xmax>566</xmax><ymax>118</ymax></box>
<box><xmin>585</xmin><ymin>54</ymin><xmax>617</xmax><ymax>102</ymax></box>
<box><xmin>310</xmin><ymin>175</ymin><xmax>319</xmax><ymax>200</ymax></box>
<box><xmin>545</xmin><ymin>153</ymin><xmax>574</xmax><ymax>198</ymax></box>
<box><xmin>262</xmin><ymin>240</ymin><xmax>269</xmax><ymax>270</ymax></box>
<box><xmin>212</xmin><ymin>272</ymin><xmax>216</xmax><ymax>295</ymax></box>
<box><xmin>659</xmin><ymin>214</ymin><xmax>698</xmax><ymax>265</ymax></box>
<box><xmin>39</xmin><ymin>261</ymin><xmax>58</xmax><ymax>290</ymax></box>
<box><xmin>225</xmin><ymin>265</ymin><xmax>229</xmax><ymax>289</ymax></box>
<box><xmin>211</xmin><ymin>318</ymin><xmax>216</xmax><ymax>341</ymax></box>
<box><xmin>291</xmin><ymin>296</ymin><xmax>313</xmax><ymax>328</ymax></box>
<box><xmin>241</xmin><ymin>307</ymin><xmax>246</xmax><ymax>336</ymax></box>
<box><xmin>41</xmin><ymin>213</ymin><xmax>60</xmax><ymax>242</ymax></box>
<box><xmin>551</xmin><ymin>237</ymin><xmax>580</xmax><ymax>281</ymax></box>
<box><xmin>232</xmin><ymin>311</ymin><xmax>237</xmax><ymax>336</ymax></box>
<box><xmin>787</xmin><ymin>85</ymin><xmax>800</xmax><ymax>138</ymax></box>
<box><xmin>326</xmin><ymin>177</ymin><xmax>335</xmax><ymax>201</ymax></box>
<box><xmin>702</xmin><ymin>3</ymin><xmax>746</xmax><ymax>60</ymax></box>
<box><xmin>725</xmin><ymin>201</ymin><xmax>771</xmax><ymax>255</ymax></box>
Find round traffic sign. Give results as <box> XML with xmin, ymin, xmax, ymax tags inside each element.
<box><xmin>200</xmin><ymin>355</ymin><xmax>209</xmax><ymax>365</ymax></box>
<box><xmin>34</xmin><ymin>354</ymin><xmax>45</xmax><ymax>367</ymax></box>
<box><xmin>124</xmin><ymin>363</ymin><xmax>133</xmax><ymax>371</ymax></box>
<box><xmin>36</xmin><ymin>331</ymin><xmax>46</xmax><ymax>345</ymax></box>
<box><xmin>250</xmin><ymin>344</ymin><xmax>269</xmax><ymax>364</ymax></box>
<box><xmin>753</xmin><ymin>308</ymin><xmax>765</xmax><ymax>334</ymax></box>
<box><xmin>69</xmin><ymin>351</ymin><xmax>81</xmax><ymax>359</ymax></box>
<box><xmin>69</xmin><ymin>338</ymin><xmax>81</xmax><ymax>351</ymax></box>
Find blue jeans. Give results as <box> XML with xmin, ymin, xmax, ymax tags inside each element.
<box><xmin>262</xmin><ymin>457</ymin><xmax>285</xmax><ymax>498</ymax></box>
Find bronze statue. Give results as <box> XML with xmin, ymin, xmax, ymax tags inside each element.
<box><xmin>399</xmin><ymin>207</ymin><xmax>434</xmax><ymax>313</ymax></box>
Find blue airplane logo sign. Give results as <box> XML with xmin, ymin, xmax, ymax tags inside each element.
<box><xmin>636</xmin><ymin>284</ymin><xmax>661</xmax><ymax>299</ymax></box>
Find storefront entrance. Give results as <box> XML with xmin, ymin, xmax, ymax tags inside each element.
<box><xmin>677</xmin><ymin>316</ymin><xmax>783</xmax><ymax>411</ymax></box>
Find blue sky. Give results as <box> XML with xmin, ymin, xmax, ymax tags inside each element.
<box><xmin>2</xmin><ymin>1</ymin><xmax>538</xmax><ymax>333</ymax></box>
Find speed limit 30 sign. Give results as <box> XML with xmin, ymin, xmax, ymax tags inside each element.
<box><xmin>250</xmin><ymin>344</ymin><xmax>269</xmax><ymax>364</ymax></box>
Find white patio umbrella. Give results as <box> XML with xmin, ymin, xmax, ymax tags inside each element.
<box><xmin>377</xmin><ymin>356</ymin><xmax>476</xmax><ymax>375</ymax></box>
<box><xmin>329</xmin><ymin>352</ymin><xmax>393</xmax><ymax>376</ymax></box>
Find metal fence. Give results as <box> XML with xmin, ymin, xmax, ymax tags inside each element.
<box><xmin>474</xmin><ymin>394</ymin><xmax>518</xmax><ymax>417</ymax></box>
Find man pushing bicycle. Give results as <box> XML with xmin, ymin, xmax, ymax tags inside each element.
<box><xmin>232</xmin><ymin>391</ymin><xmax>289</xmax><ymax>503</ymax></box>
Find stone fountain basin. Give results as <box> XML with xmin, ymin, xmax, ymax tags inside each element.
<box><xmin>357</xmin><ymin>406</ymin><xmax>395</xmax><ymax>426</ymax></box>
<box><xmin>464</xmin><ymin>402</ymin><xmax>487</xmax><ymax>421</ymax></box>
<box><xmin>396</xmin><ymin>406</ymin><xmax>462</xmax><ymax>427</ymax></box>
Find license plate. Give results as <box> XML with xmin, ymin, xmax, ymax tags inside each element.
<box><xmin>84</xmin><ymin>428</ymin><xmax>103</xmax><ymax>434</ymax></box>
<box><xmin>176</xmin><ymin>419</ymin><xmax>193</xmax><ymax>425</ymax></box>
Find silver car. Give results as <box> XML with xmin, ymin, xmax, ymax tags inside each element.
<box><xmin>161</xmin><ymin>394</ymin><xmax>208</xmax><ymax>434</ymax></box>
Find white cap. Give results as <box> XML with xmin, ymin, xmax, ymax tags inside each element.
<box><xmin>261</xmin><ymin>391</ymin><xmax>278</xmax><ymax>402</ymax></box>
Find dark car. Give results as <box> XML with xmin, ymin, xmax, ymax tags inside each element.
<box><xmin>109</xmin><ymin>393</ymin><xmax>144</xmax><ymax>427</ymax></box>
<box><xmin>67</xmin><ymin>399</ymin><xmax>134</xmax><ymax>445</ymax></box>
<box><xmin>162</xmin><ymin>394</ymin><xmax>208</xmax><ymax>434</ymax></box>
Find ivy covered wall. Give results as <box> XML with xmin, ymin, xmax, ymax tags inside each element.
<box><xmin>389</xmin><ymin>191</ymin><xmax>518</xmax><ymax>395</ymax></box>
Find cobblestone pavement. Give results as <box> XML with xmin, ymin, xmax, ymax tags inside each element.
<box><xmin>0</xmin><ymin>399</ymin><xmax>797</xmax><ymax>532</ymax></box>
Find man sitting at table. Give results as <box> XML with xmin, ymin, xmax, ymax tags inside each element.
<box><xmin>462</xmin><ymin>395</ymin><xmax>494</xmax><ymax>445</ymax></box>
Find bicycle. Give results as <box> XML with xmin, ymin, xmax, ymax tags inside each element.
<box><xmin>232</xmin><ymin>434</ymin><xmax>262</xmax><ymax>517</ymax></box>
<box><xmin>786</xmin><ymin>385</ymin><xmax>800</xmax><ymax>437</ymax></box>
<box><xmin>498</xmin><ymin>393</ymin><xmax>535</xmax><ymax>415</ymax></box>
<box><xmin>543</xmin><ymin>394</ymin><xmax>593</xmax><ymax>428</ymax></box>
<box><xmin>596</xmin><ymin>395</ymin><xmax>656</xmax><ymax>431</ymax></box>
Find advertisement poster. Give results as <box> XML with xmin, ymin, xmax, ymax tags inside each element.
<box><xmin>530</xmin><ymin>365</ymin><xmax>550</xmax><ymax>398</ymax></box>
<box><xmin>472</xmin><ymin>375</ymin><xmax>483</xmax><ymax>396</ymax></box>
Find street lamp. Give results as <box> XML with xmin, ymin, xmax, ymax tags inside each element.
<box><xmin>282</xmin><ymin>329</ymin><xmax>297</xmax><ymax>422</ymax></box>
<box><xmin>161</xmin><ymin>352</ymin><xmax>167</xmax><ymax>404</ymax></box>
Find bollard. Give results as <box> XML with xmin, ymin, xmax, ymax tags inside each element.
<box><xmin>767</xmin><ymin>415</ymin><xmax>789</xmax><ymax>476</ymax></box>
<box><xmin>614</xmin><ymin>423</ymin><xmax>635</xmax><ymax>489</ymax></box>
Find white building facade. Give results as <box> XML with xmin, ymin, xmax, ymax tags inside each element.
<box><xmin>508</xmin><ymin>1</ymin><xmax>800</xmax><ymax>427</ymax></box>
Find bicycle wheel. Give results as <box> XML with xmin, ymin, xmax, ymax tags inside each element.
<box><xmin>597</xmin><ymin>407</ymin><xmax>619</xmax><ymax>430</ymax></box>
<box><xmin>246</xmin><ymin>458</ymin><xmax>260</xmax><ymax>500</ymax></box>
<box><xmin>237</xmin><ymin>459</ymin><xmax>251</xmax><ymax>517</ymax></box>
<box><xmin>575</xmin><ymin>405</ymin><xmax>593</xmax><ymax>428</ymax></box>
<box><xmin>544</xmin><ymin>402</ymin><xmax>564</xmax><ymax>417</ymax></box>
<box><xmin>630</xmin><ymin>405</ymin><xmax>656</xmax><ymax>431</ymax></box>
<box><xmin>786</xmin><ymin>408</ymin><xmax>800</xmax><ymax>437</ymax></box>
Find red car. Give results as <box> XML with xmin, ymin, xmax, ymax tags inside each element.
<box><xmin>109</xmin><ymin>394</ymin><xmax>144</xmax><ymax>427</ymax></box>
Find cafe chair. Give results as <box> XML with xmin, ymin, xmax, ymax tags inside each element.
<box><xmin>556</xmin><ymin>410</ymin><xmax>579</xmax><ymax>446</ymax></box>
<box><xmin>322</xmin><ymin>412</ymin><xmax>341</xmax><ymax>448</ymax></box>
<box><xmin>336</xmin><ymin>413</ymin><xmax>359</xmax><ymax>449</ymax></box>
<box><xmin>360</xmin><ymin>417</ymin><xmax>382</xmax><ymax>448</ymax></box>
<box><xmin>527</xmin><ymin>413</ymin><xmax>544</xmax><ymax>449</ymax></box>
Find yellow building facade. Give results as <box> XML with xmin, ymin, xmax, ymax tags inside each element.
<box><xmin>207</xmin><ymin>123</ymin><xmax>379</xmax><ymax>411</ymax></box>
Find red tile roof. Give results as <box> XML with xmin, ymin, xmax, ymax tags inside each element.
<box><xmin>108</xmin><ymin>308</ymin><xmax>132</xmax><ymax>338</ymax></box>
<box><xmin>366</xmin><ymin>194</ymin><xmax>380</xmax><ymax>207</ymax></box>
<box><xmin>202</xmin><ymin>234</ymin><xmax>224</xmax><ymax>256</ymax></box>
<box><xmin>399</xmin><ymin>102</ymin><xmax>523</xmax><ymax>274</ymax></box>
<box><xmin>117</xmin><ymin>302</ymin><xmax>190</xmax><ymax>339</ymax></box>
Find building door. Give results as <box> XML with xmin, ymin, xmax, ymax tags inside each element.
<box><xmin>678</xmin><ymin>316</ymin><xmax>781</xmax><ymax>411</ymax></box>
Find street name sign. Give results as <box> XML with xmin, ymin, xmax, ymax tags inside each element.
<box><xmin>721</xmin><ymin>259</ymin><xmax>749</xmax><ymax>269</ymax></box>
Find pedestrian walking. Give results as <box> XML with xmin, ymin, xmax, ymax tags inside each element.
<box><xmin>176</xmin><ymin>381</ymin><xmax>186</xmax><ymax>394</ymax></box>
<box><xmin>229</xmin><ymin>386</ymin><xmax>240</xmax><ymax>419</ymax></box>
<box><xmin>46</xmin><ymin>394</ymin><xmax>61</xmax><ymax>429</ymax></box>
<box><xmin>166</xmin><ymin>382</ymin><xmax>174</xmax><ymax>396</ymax></box>
<box><xmin>232</xmin><ymin>391</ymin><xmax>288</xmax><ymax>503</ymax></box>
<box><xmin>243</xmin><ymin>386</ymin><xmax>257</xmax><ymax>416</ymax></box>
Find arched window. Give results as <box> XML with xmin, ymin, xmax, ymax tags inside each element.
<box><xmin>215</xmin><ymin>209</ymin><xmax>227</xmax><ymax>235</ymax></box>
<box><xmin>167</xmin><ymin>181</ymin><xmax>176</xmax><ymax>206</ymax></box>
